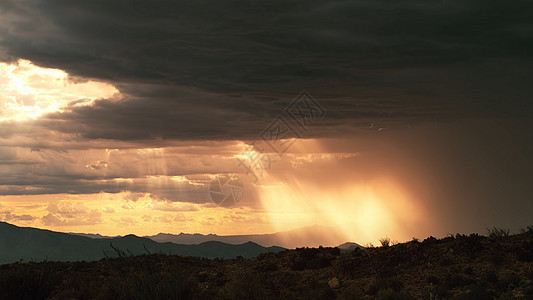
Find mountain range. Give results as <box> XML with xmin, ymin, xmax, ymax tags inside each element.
<box><xmin>0</xmin><ymin>222</ymin><xmax>284</xmax><ymax>264</ymax></box>
<box><xmin>72</xmin><ymin>224</ymin><xmax>363</xmax><ymax>249</ymax></box>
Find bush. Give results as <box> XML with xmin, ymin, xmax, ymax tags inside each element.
<box><xmin>484</xmin><ymin>269</ymin><xmax>499</xmax><ymax>284</ymax></box>
<box><xmin>380</xmin><ymin>237</ymin><xmax>391</xmax><ymax>248</ymax></box>
<box><xmin>306</xmin><ymin>257</ymin><xmax>332</xmax><ymax>269</ymax></box>
<box><xmin>516</xmin><ymin>241</ymin><xmax>533</xmax><ymax>262</ymax></box>
<box><xmin>487</xmin><ymin>227</ymin><xmax>510</xmax><ymax>239</ymax></box>
<box><xmin>519</xmin><ymin>225</ymin><xmax>533</xmax><ymax>234</ymax></box>
<box><xmin>439</xmin><ymin>256</ymin><xmax>454</xmax><ymax>266</ymax></box>
<box><xmin>422</xmin><ymin>236</ymin><xmax>438</xmax><ymax>245</ymax></box>
<box><xmin>423</xmin><ymin>284</ymin><xmax>450</xmax><ymax>300</ymax></box>
<box><xmin>464</xmin><ymin>266</ymin><xmax>474</xmax><ymax>275</ymax></box>
<box><xmin>351</xmin><ymin>247</ymin><xmax>364</xmax><ymax>257</ymax></box>
<box><xmin>376</xmin><ymin>288</ymin><xmax>413</xmax><ymax>300</ymax></box>
<box><xmin>0</xmin><ymin>262</ymin><xmax>59</xmax><ymax>300</ymax></box>
<box><xmin>368</xmin><ymin>276</ymin><xmax>404</xmax><ymax>295</ymax></box>
<box><xmin>224</xmin><ymin>270</ymin><xmax>271</xmax><ymax>299</ymax></box>
<box><xmin>490</xmin><ymin>250</ymin><xmax>505</xmax><ymax>265</ymax></box>
<box><xmin>426</xmin><ymin>275</ymin><xmax>440</xmax><ymax>285</ymax></box>
<box><xmin>255</xmin><ymin>261</ymin><xmax>278</xmax><ymax>272</ymax></box>
<box><xmin>300</xmin><ymin>280</ymin><xmax>336</xmax><ymax>300</ymax></box>
<box><xmin>104</xmin><ymin>245</ymin><xmax>198</xmax><ymax>300</ymax></box>
<box><xmin>444</xmin><ymin>272</ymin><xmax>473</xmax><ymax>288</ymax></box>
<box><xmin>455</xmin><ymin>284</ymin><xmax>493</xmax><ymax>299</ymax></box>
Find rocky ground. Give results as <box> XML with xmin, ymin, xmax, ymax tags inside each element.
<box><xmin>1</xmin><ymin>228</ymin><xmax>532</xmax><ymax>299</ymax></box>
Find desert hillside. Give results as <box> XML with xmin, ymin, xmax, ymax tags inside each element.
<box><xmin>1</xmin><ymin>228</ymin><xmax>532</xmax><ymax>299</ymax></box>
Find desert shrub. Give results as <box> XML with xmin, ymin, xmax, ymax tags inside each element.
<box><xmin>300</xmin><ymin>279</ymin><xmax>336</xmax><ymax>300</ymax></box>
<box><xmin>487</xmin><ymin>227</ymin><xmax>510</xmax><ymax>239</ymax></box>
<box><xmin>0</xmin><ymin>262</ymin><xmax>59</xmax><ymax>300</ymax></box>
<box><xmin>438</xmin><ymin>256</ymin><xmax>454</xmax><ymax>266</ymax></box>
<box><xmin>255</xmin><ymin>261</ymin><xmax>278</xmax><ymax>272</ymax></box>
<box><xmin>223</xmin><ymin>270</ymin><xmax>271</xmax><ymax>299</ymax></box>
<box><xmin>454</xmin><ymin>233</ymin><xmax>484</xmax><ymax>254</ymax></box>
<box><xmin>379</xmin><ymin>237</ymin><xmax>391</xmax><ymax>248</ymax></box>
<box><xmin>50</xmin><ymin>271</ymin><xmax>116</xmax><ymax>299</ymax></box>
<box><xmin>291</xmin><ymin>257</ymin><xmax>306</xmax><ymax>271</ymax></box>
<box><xmin>317</xmin><ymin>246</ymin><xmax>341</xmax><ymax>257</ymax></box>
<box><xmin>197</xmin><ymin>271</ymin><xmax>209</xmax><ymax>283</ymax></box>
<box><xmin>298</xmin><ymin>247</ymin><xmax>319</xmax><ymax>260</ymax></box>
<box><xmin>306</xmin><ymin>256</ymin><xmax>332</xmax><ymax>269</ymax></box>
<box><xmin>426</xmin><ymin>275</ymin><xmax>440</xmax><ymax>285</ymax></box>
<box><xmin>444</xmin><ymin>272</ymin><xmax>473</xmax><ymax>288</ymax></box>
<box><xmin>257</xmin><ymin>251</ymin><xmax>276</xmax><ymax>261</ymax></box>
<box><xmin>351</xmin><ymin>247</ymin><xmax>364</xmax><ymax>257</ymax></box>
<box><xmin>422</xmin><ymin>236</ymin><xmax>438</xmax><ymax>245</ymax></box>
<box><xmin>423</xmin><ymin>284</ymin><xmax>450</xmax><ymax>300</ymax></box>
<box><xmin>376</xmin><ymin>288</ymin><xmax>413</xmax><ymax>300</ymax></box>
<box><xmin>327</xmin><ymin>247</ymin><xmax>341</xmax><ymax>256</ymax></box>
<box><xmin>339</xmin><ymin>284</ymin><xmax>364</xmax><ymax>299</ymax></box>
<box><xmin>515</xmin><ymin>241</ymin><xmax>533</xmax><ymax>262</ymax></box>
<box><xmin>464</xmin><ymin>266</ymin><xmax>474</xmax><ymax>275</ymax></box>
<box><xmin>368</xmin><ymin>276</ymin><xmax>404</xmax><ymax>295</ymax></box>
<box><xmin>104</xmin><ymin>246</ymin><xmax>197</xmax><ymax>300</ymax></box>
<box><xmin>484</xmin><ymin>269</ymin><xmax>499</xmax><ymax>284</ymax></box>
<box><xmin>497</xmin><ymin>271</ymin><xmax>520</xmax><ymax>290</ymax></box>
<box><xmin>455</xmin><ymin>284</ymin><xmax>493</xmax><ymax>299</ymax></box>
<box><xmin>291</xmin><ymin>248</ymin><xmax>332</xmax><ymax>270</ymax></box>
<box><xmin>489</xmin><ymin>250</ymin><xmax>505</xmax><ymax>265</ymax></box>
<box><xmin>441</xmin><ymin>235</ymin><xmax>455</xmax><ymax>243</ymax></box>
<box><xmin>527</xmin><ymin>267</ymin><xmax>533</xmax><ymax>280</ymax></box>
<box><xmin>519</xmin><ymin>225</ymin><xmax>533</xmax><ymax>234</ymax></box>
<box><xmin>525</xmin><ymin>283</ymin><xmax>533</xmax><ymax>296</ymax></box>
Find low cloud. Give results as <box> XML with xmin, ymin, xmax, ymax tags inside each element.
<box><xmin>0</xmin><ymin>210</ymin><xmax>36</xmax><ymax>222</ymax></box>
<box><xmin>41</xmin><ymin>201</ymin><xmax>102</xmax><ymax>226</ymax></box>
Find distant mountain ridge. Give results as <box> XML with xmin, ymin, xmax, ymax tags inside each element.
<box><xmin>146</xmin><ymin>225</ymin><xmax>364</xmax><ymax>249</ymax></box>
<box><xmin>0</xmin><ymin>222</ymin><xmax>284</xmax><ymax>264</ymax></box>
<box><xmin>69</xmin><ymin>224</ymin><xmax>364</xmax><ymax>249</ymax></box>
<box><xmin>68</xmin><ymin>232</ymin><xmax>114</xmax><ymax>239</ymax></box>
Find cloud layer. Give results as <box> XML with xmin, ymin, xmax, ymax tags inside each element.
<box><xmin>0</xmin><ymin>0</ymin><xmax>531</xmax><ymax>142</ymax></box>
<box><xmin>0</xmin><ymin>0</ymin><xmax>532</xmax><ymax>238</ymax></box>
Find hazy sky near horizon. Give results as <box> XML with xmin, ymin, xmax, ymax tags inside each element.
<box><xmin>0</xmin><ymin>0</ymin><xmax>532</xmax><ymax>245</ymax></box>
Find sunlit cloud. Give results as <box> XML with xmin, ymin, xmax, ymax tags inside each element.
<box><xmin>0</xmin><ymin>192</ymin><xmax>272</xmax><ymax>236</ymax></box>
<box><xmin>0</xmin><ymin>59</ymin><xmax>119</xmax><ymax>121</ymax></box>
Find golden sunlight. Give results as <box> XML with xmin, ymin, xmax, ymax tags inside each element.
<box><xmin>258</xmin><ymin>175</ymin><xmax>427</xmax><ymax>245</ymax></box>
<box><xmin>0</xmin><ymin>59</ymin><xmax>119</xmax><ymax>121</ymax></box>
<box><xmin>254</xmin><ymin>138</ymin><xmax>428</xmax><ymax>245</ymax></box>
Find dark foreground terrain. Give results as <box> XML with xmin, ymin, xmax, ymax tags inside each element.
<box><xmin>1</xmin><ymin>228</ymin><xmax>532</xmax><ymax>299</ymax></box>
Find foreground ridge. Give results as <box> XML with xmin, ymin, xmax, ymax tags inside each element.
<box><xmin>1</xmin><ymin>229</ymin><xmax>532</xmax><ymax>299</ymax></box>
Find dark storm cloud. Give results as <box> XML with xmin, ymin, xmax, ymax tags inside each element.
<box><xmin>1</xmin><ymin>0</ymin><xmax>533</xmax><ymax>222</ymax></box>
<box><xmin>1</xmin><ymin>0</ymin><xmax>532</xmax><ymax>141</ymax></box>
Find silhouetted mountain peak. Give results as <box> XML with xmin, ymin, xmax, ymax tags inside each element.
<box><xmin>0</xmin><ymin>222</ymin><xmax>285</xmax><ymax>264</ymax></box>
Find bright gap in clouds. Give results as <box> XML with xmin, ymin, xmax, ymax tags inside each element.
<box><xmin>0</xmin><ymin>59</ymin><xmax>119</xmax><ymax>121</ymax></box>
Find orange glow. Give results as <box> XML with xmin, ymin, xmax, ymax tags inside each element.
<box><xmin>257</xmin><ymin>175</ymin><xmax>426</xmax><ymax>245</ymax></box>
<box><xmin>255</xmin><ymin>138</ymin><xmax>427</xmax><ymax>245</ymax></box>
<box><xmin>0</xmin><ymin>192</ymin><xmax>273</xmax><ymax>236</ymax></box>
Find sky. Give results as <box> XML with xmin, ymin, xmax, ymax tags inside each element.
<box><xmin>0</xmin><ymin>0</ymin><xmax>532</xmax><ymax>245</ymax></box>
